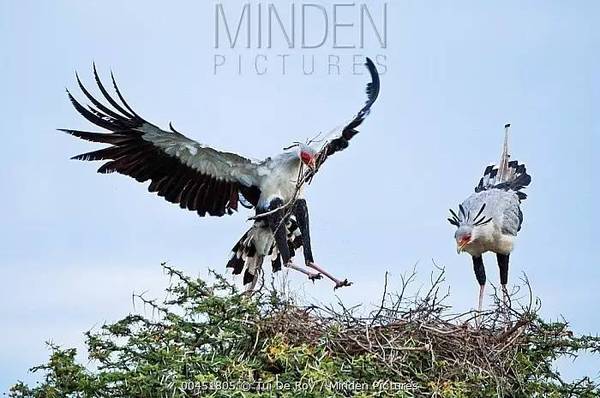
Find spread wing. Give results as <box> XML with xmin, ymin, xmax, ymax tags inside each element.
<box><xmin>305</xmin><ymin>57</ymin><xmax>381</xmax><ymax>181</ymax></box>
<box><xmin>61</xmin><ymin>66</ymin><xmax>262</xmax><ymax>217</ymax></box>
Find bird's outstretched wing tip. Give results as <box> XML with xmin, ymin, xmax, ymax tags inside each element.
<box><xmin>169</xmin><ymin>121</ymin><xmax>182</xmax><ymax>134</ymax></box>
<box><xmin>363</xmin><ymin>57</ymin><xmax>381</xmax><ymax>103</ymax></box>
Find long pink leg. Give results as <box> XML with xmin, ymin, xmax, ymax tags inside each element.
<box><xmin>501</xmin><ymin>284</ymin><xmax>510</xmax><ymax>307</ymax></box>
<box><xmin>285</xmin><ymin>262</ymin><xmax>322</xmax><ymax>281</ymax></box>
<box><xmin>307</xmin><ymin>262</ymin><xmax>352</xmax><ymax>289</ymax></box>
<box><xmin>478</xmin><ymin>284</ymin><xmax>485</xmax><ymax>313</ymax></box>
<box><xmin>501</xmin><ymin>284</ymin><xmax>512</xmax><ymax>326</ymax></box>
<box><xmin>473</xmin><ymin>284</ymin><xmax>485</xmax><ymax>327</ymax></box>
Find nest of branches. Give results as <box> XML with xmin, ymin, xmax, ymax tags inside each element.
<box><xmin>10</xmin><ymin>264</ymin><xmax>600</xmax><ymax>398</ymax></box>
<box><xmin>254</xmin><ymin>266</ymin><xmax>597</xmax><ymax>396</ymax></box>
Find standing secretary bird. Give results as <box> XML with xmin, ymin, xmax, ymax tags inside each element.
<box><xmin>448</xmin><ymin>124</ymin><xmax>531</xmax><ymax>312</ymax></box>
<box><xmin>61</xmin><ymin>58</ymin><xmax>380</xmax><ymax>290</ymax></box>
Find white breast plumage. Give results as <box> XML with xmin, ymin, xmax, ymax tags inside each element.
<box><xmin>256</xmin><ymin>153</ymin><xmax>303</xmax><ymax>208</ymax></box>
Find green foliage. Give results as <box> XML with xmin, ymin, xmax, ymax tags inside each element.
<box><xmin>10</xmin><ymin>265</ymin><xmax>600</xmax><ymax>397</ymax></box>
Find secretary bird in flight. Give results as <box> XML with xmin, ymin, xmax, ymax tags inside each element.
<box><xmin>61</xmin><ymin>58</ymin><xmax>380</xmax><ymax>290</ymax></box>
<box><xmin>448</xmin><ymin>124</ymin><xmax>531</xmax><ymax>312</ymax></box>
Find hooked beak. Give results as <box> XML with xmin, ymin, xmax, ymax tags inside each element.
<box><xmin>457</xmin><ymin>241</ymin><xmax>469</xmax><ymax>254</ymax></box>
<box><xmin>307</xmin><ymin>157</ymin><xmax>316</xmax><ymax>171</ymax></box>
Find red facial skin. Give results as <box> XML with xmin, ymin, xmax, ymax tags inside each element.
<box><xmin>300</xmin><ymin>151</ymin><xmax>316</xmax><ymax>169</ymax></box>
<box><xmin>459</xmin><ymin>235</ymin><xmax>472</xmax><ymax>247</ymax></box>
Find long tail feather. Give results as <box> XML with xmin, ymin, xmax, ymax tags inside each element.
<box><xmin>474</xmin><ymin>124</ymin><xmax>531</xmax><ymax>200</ymax></box>
<box><xmin>497</xmin><ymin>123</ymin><xmax>511</xmax><ymax>183</ymax></box>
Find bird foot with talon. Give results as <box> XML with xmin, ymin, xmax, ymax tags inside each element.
<box><xmin>308</xmin><ymin>273</ymin><xmax>323</xmax><ymax>282</ymax></box>
<box><xmin>306</xmin><ymin>261</ymin><xmax>353</xmax><ymax>290</ymax></box>
<box><xmin>284</xmin><ymin>261</ymin><xmax>323</xmax><ymax>282</ymax></box>
<box><xmin>334</xmin><ymin>279</ymin><xmax>353</xmax><ymax>290</ymax></box>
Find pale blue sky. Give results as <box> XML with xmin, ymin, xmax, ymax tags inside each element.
<box><xmin>0</xmin><ymin>0</ymin><xmax>598</xmax><ymax>392</ymax></box>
